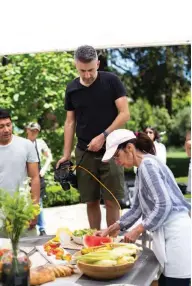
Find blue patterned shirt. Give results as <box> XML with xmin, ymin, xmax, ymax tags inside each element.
<box><xmin>119</xmin><ymin>154</ymin><xmax>191</xmax><ymax>232</ymax></box>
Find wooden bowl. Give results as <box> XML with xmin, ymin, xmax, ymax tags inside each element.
<box><xmin>77</xmin><ymin>260</ymin><xmax>135</xmax><ymax>280</ymax></box>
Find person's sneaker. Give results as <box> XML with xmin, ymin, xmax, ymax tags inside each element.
<box><xmin>39</xmin><ymin>230</ymin><xmax>46</xmax><ymax>236</ymax></box>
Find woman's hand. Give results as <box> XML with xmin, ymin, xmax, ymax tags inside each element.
<box><xmin>95</xmin><ymin>222</ymin><xmax>120</xmax><ymax>237</ymax></box>
<box><xmin>124</xmin><ymin>224</ymin><xmax>145</xmax><ymax>243</ymax></box>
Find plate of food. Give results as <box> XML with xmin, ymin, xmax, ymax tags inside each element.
<box><xmin>36</xmin><ymin>239</ymin><xmax>72</xmax><ymax>265</ymax></box>
<box><xmin>72</xmin><ymin>228</ymin><xmax>97</xmax><ymax>245</ymax></box>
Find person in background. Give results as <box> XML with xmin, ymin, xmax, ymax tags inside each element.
<box><xmin>185</xmin><ymin>130</ymin><xmax>191</xmax><ymax>193</ymax></box>
<box><xmin>144</xmin><ymin>126</ymin><xmax>167</xmax><ymax>164</ymax></box>
<box><xmin>0</xmin><ymin>108</ymin><xmax>40</xmax><ymax>236</ymax></box>
<box><xmin>26</xmin><ymin>122</ymin><xmax>52</xmax><ymax>236</ymax></box>
<box><xmin>57</xmin><ymin>45</ymin><xmax>130</xmax><ymax>229</ymax></box>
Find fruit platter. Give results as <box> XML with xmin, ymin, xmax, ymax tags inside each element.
<box><xmin>71</xmin><ymin>228</ymin><xmax>97</xmax><ymax>245</ymax></box>
<box><xmin>74</xmin><ymin>242</ymin><xmax>142</xmax><ymax>279</ymax></box>
<box><xmin>36</xmin><ymin>237</ymin><xmax>72</xmax><ymax>265</ymax></box>
<box><xmin>71</xmin><ymin>228</ymin><xmax>122</xmax><ymax>246</ymax></box>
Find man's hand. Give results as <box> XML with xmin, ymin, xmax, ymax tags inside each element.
<box><xmin>88</xmin><ymin>134</ymin><xmax>105</xmax><ymax>152</ymax></box>
<box><xmin>95</xmin><ymin>222</ymin><xmax>120</xmax><ymax>237</ymax></box>
<box><xmin>28</xmin><ymin>217</ymin><xmax>38</xmax><ymax>230</ymax></box>
<box><xmin>124</xmin><ymin>224</ymin><xmax>145</xmax><ymax>243</ymax></box>
<box><xmin>56</xmin><ymin>155</ymin><xmax>71</xmax><ymax>169</ymax></box>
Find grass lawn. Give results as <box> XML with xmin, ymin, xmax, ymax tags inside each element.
<box><xmin>176</xmin><ymin>177</ymin><xmax>188</xmax><ymax>184</ymax></box>
<box><xmin>167</xmin><ymin>147</ymin><xmax>188</xmax><ymax>159</ymax></box>
<box><xmin>184</xmin><ymin>193</ymin><xmax>191</xmax><ymax>199</ymax></box>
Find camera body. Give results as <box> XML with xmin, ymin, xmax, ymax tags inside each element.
<box><xmin>54</xmin><ymin>161</ymin><xmax>78</xmax><ymax>191</ymax></box>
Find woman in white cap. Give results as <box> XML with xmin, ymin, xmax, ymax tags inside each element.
<box><xmin>99</xmin><ymin>129</ymin><xmax>191</xmax><ymax>286</ymax></box>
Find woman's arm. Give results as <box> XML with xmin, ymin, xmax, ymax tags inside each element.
<box><xmin>118</xmin><ymin>188</ymin><xmax>142</xmax><ymax>230</ymax></box>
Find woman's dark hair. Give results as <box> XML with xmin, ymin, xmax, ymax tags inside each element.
<box><xmin>117</xmin><ymin>132</ymin><xmax>156</xmax><ymax>155</ymax></box>
<box><xmin>143</xmin><ymin>126</ymin><xmax>160</xmax><ymax>141</ymax></box>
<box><xmin>0</xmin><ymin>108</ymin><xmax>11</xmax><ymax>120</ymax></box>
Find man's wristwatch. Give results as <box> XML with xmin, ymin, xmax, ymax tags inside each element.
<box><xmin>102</xmin><ymin>130</ymin><xmax>109</xmax><ymax>139</ymax></box>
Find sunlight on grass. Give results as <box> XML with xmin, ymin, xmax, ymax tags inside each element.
<box><xmin>176</xmin><ymin>177</ymin><xmax>188</xmax><ymax>183</ymax></box>
<box><xmin>167</xmin><ymin>150</ymin><xmax>188</xmax><ymax>159</ymax></box>
<box><xmin>184</xmin><ymin>194</ymin><xmax>191</xmax><ymax>199</ymax></box>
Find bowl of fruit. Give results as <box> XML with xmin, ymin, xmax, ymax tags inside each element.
<box><xmin>72</xmin><ymin>229</ymin><xmax>97</xmax><ymax>245</ymax></box>
<box><xmin>74</xmin><ymin>243</ymin><xmax>142</xmax><ymax>280</ymax></box>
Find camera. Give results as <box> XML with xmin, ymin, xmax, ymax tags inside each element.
<box><xmin>54</xmin><ymin>161</ymin><xmax>78</xmax><ymax>191</ymax></box>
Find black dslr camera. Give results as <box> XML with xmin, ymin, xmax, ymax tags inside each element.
<box><xmin>54</xmin><ymin>161</ymin><xmax>78</xmax><ymax>191</ymax></box>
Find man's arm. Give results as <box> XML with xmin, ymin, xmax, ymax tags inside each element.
<box><xmin>88</xmin><ymin>96</ymin><xmax>130</xmax><ymax>152</ymax></box>
<box><xmin>105</xmin><ymin>96</ymin><xmax>130</xmax><ymax>134</ymax></box>
<box><xmin>27</xmin><ymin>162</ymin><xmax>40</xmax><ymax>204</ymax></box>
<box><xmin>56</xmin><ymin>111</ymin><xmax>76</xmax><ymax>168</ymax></box>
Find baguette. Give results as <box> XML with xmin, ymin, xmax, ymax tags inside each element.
<box><xmin>30</xmin><ymin>264</ymin><xmax>74</xmax><ymax>285</ymax></box>
<box><xmin>46</xmin><ymin>264</ymin><xmax>74</xmax><ymax>277</ymax></box>
<box><xmin>30</xmin><ymin>266</ymin><xmax>55</xmax><ymax>285</ymax></box>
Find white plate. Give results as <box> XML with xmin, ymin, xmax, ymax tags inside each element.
<box><xmin>107</xmin><ymin>284</ymin><xmax>137</xmax><ymax>286</ymax></box>
<box><xmin>36</xmin><ymin>246</ymin><xmax>70</xmax><ymax>265</ymax></box>
<box><xmin>72</xmin><ymin>235</ymin><xmax>83</xmax><ymax>245</ymax></box>
<box><xmin>72</xmin><ymin>235</ymin><xmax>123</xmax><ymax>246</ymax></box>
<box><xmin>43</xmin><ymin>281</ymin><xmax>81</xmax><ymax>286</ymax></box>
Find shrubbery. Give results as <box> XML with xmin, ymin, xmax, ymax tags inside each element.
<box><xmin>126</xmin><ymin>99</ymin><xmax>191</xmax><ymax>146</ymax></box>
<box><xmin>126</xmin><ymin>98</ymin><xmax>171</xmax><ymax>143</ymax></box>
<box><xmin>168</xmin><ymin>106</ymin><xmax>191</xmax><ymax>146</ymax></box>
<box><xmin>43</xmin><ymin>184</ymin><xmax>80</xmax><ymax>207</ymax></box>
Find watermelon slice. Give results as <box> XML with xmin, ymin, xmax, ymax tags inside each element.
<box><xmin>83</xmin><ymin>235</ymin><xmax>113</xmax><ymax>247</ymax></box>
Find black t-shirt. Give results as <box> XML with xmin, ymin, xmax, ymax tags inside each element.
<box><xmin>64</xmin><ymin>71</ymin><xmax>126</xmax><ymax>150</ymax></box>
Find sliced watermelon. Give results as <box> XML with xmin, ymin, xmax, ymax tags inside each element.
<box><xmin>83</xmin><ymin>235</ymin><xmax>113</xmax><ymax>247</ymax></box>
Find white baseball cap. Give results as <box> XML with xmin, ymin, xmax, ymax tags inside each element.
<box><xmin>102</xmin><ymin>129</ymin><xmax>136</xmax><ymax>162</ymax></box>
<box><xmin>26</xmin><ymin>122</ymin><xmax>41</xmax><ymax>131</ymax></box>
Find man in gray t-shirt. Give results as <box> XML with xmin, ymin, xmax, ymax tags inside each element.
<box><xmin>0</xmin><ymin>108</ymin><xmax>40</xmax><ymax>231</ymax></box>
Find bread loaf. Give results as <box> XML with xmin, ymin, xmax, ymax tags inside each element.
<box><xmin>30</xmin><ymin>264</ymin><xmax>74</xmax><ymax>285</ymax></box>
<box><xmin>30</xmin><ymin>266</ymin><xmax>55</xmax><ymax>285</ymax></box>
<box><xmin>46</xmin><ymin>264</ymin><xmax>74</xmax><ymax>277</ymax></box>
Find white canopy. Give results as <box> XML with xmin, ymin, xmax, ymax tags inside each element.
<box><xmin>0</xmin><ymin>0</ymin><xmax>191</xmax><ymax>55</ymax></box>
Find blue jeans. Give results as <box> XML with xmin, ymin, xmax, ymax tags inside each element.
<box><xmin>37</xmin><ymin>198</ymin><xmax>45</xmax><ymax>232</ymax></box>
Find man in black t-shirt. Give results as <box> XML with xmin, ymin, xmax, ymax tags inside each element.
<box><xmin>57</xmin><ymin>45</ymin><xmax>130</xmax><ymax>229</ymax></box>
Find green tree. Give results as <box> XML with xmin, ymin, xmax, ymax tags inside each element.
<box><xmin>0</xmin><ymin>52</ymin><xmax>77</xmax><ymax>159</ymax></box>
<box><xmin>126</xmin><ymin>98</ymin><xmax>171</xmax><ymax>137</ymax></box>
<box><xmin>169</xmin><ymin>106</ymin><xmax>191</xmax><ymax>146</ymax></box>
<box><xmin>102</xmin><ymin>45</ymin><xmax>191</xmax><ymax>115</ymax></box>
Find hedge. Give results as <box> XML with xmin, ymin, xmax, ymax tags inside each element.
<box><xmin>43</xmin><ymin>184</ymin><xmax>80</xmax><ymax>207</ymax></box>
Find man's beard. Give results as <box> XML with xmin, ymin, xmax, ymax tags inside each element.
<box><xmin>84</xmin><ymin>78</ymin><xmax>94</xmax><ymax>84</ymax></box>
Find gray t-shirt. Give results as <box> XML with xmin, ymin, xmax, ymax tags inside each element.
<box><xmin>0</xmin><ymin>135</ymin><xmax>38</xmax><ymax>194</ymax></box>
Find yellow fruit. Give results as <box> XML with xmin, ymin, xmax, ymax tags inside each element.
<box><xmin>56</xmin><ymin>227</ymin><xmax>72</xmax><ymax>237</ymax></box>
<box><xmin>52</xmin><ymin>236</ymin><xmax>60</xmax><ymax>242</ymax></box>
